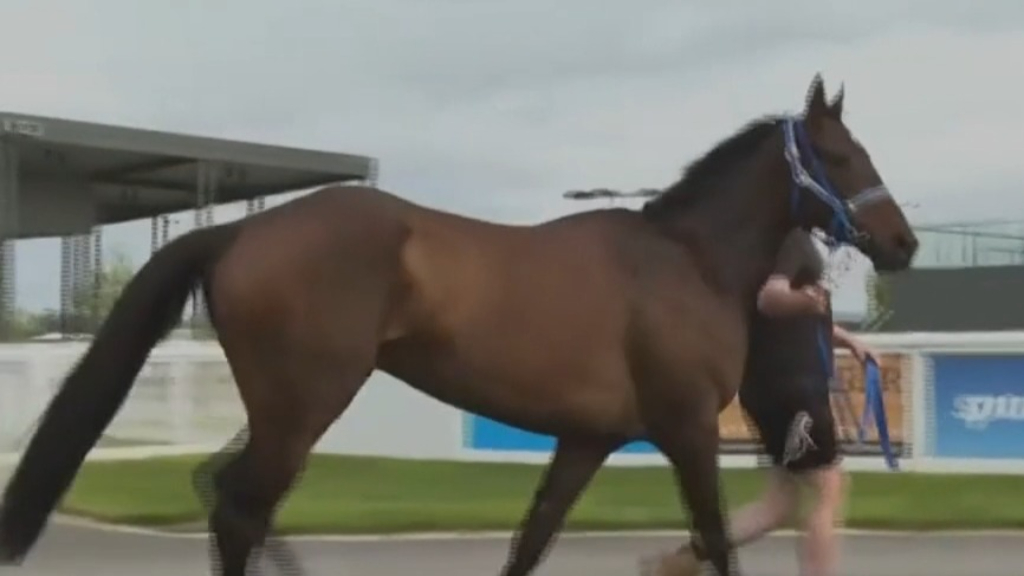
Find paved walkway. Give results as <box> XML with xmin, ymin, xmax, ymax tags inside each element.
<box><xmin>10</xmin><ymin>523</ymin><xmax>1024</xmax><ymax>575</ymax></box>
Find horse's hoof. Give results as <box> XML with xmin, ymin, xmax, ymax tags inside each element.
<box><xmin>638</xmin><ymin>550</ymin><xmax>700</xmax><ymax>576</ymax></box>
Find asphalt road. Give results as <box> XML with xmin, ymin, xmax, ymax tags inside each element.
<box><xmin>6</xmin><ymin>523</ymin><xmax>1024</xmax><ymax>576</ymax></box>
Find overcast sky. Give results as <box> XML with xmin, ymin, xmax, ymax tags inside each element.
<box><xmin>1</xmin><ymin>0</ymin><xmax>1023</xmax><ymax>314</ymax></box>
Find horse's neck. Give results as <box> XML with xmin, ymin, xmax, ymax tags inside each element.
<box><xmin>676</xmin><ymin>152</ymin><xmax>794</xmax><ymax>302</ymax></box>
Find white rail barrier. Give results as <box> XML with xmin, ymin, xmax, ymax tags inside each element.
<box><xmin>0</xmin><ymin>331</ymin><xmax>1023</xmax><ymax>475</ymax></box>
<box><xmin>0</xmin><ymin>341</ymin><xmax>244</xmax><ymax>459</ymax></box>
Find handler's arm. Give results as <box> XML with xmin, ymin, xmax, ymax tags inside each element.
<box><xmin>832</xmin><ymin>324</ymin><xmax>878</xmax><ymax>364</ymax></box>
<box><xmin>756</xmin><ymin>276</ymin><xmax>822</xmax><ymax>317</ymax></box>
<box><xmin>756</xmin><ymin>231</ymin><xmax>826</xmax><ymax>318</ymax></box>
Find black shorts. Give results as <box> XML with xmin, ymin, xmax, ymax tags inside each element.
<box><xmin>739</xmin><ymin>377</ymin><xmax>839</xmax><ymax>472</ymax></box>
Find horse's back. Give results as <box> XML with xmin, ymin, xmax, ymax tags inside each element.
<box><xmin>209</xmin><ymin>183</ymin><xmax>577</xmax><ymax>342</ymax></box>
<box><xmin>395</xmin><ymin>204</ymin><xmax>631</xmax><ymax>319</ymax></box>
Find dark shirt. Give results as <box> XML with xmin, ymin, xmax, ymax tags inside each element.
<box><xmin>745</xmin><ymin>230</ymin><xmax>834</xmax><ymax>385</ymax></box>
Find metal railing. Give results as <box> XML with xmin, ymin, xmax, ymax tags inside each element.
<box><xmin>912</xmin><ymin>220</ymin><xmax>1024</xmax><ymax>268</ymax></box>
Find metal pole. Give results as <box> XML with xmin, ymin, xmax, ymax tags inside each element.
<box><xmin>59</xmin><ymin>236</ymin><xmax>72</xmax><ymax>336</ymax></box>
<box><xmin>91</xmin><ymin>225</ymin><xmax>103</xmax><ymax>329</ymax></box>
<box><xmin>246</xmin><ymin>195</ymin><xmax>266</xmax><ymax>217</ymax></box>
<box><xmin>0</xmin><ymin>141</ymin><xmax>19</xmax><ymax>341</ymax></box>
<box><xmin>366</xmin><ymin>157</ymin><xmax>380</xmax><ymax>188</ymax></box>
<box><xmin>150</xmin><ymin>216</ymin><xmax>159</xmax><ymax>255</ymax></box>
<box><xmin>161</xmin><ymin>214</ymin><xmax>170</xmax><ymax>246</ymax></box>
<box><xmin>190</xmin><ymin>162</ymin><xmax>218</xmax><ymax>333</ymax></box>
<box><xmin>72</xmin><ymin>233</ymin><xmax>89</xmax><ymax>334</ymax></box>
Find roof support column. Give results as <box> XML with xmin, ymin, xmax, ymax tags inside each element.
<box><xmin>244</xmin><ymin>194</ymin><xmax>265</xmax><ymax>216</ymax></box>
<box><xmin>89</xmin><ymin>225</ymin><xmax>103</xmax><ymax>330</ymax></box>
<box><xmin>0</xmin><ymin>140</ymin><xmax>19</xmax><ymax>341</ymax></box>
<box><xmin>365</xmin><ymin>157</ymin><xmax>380</xmax><ymax>187</ymax></box>
<box><xmin>59</xmin><ymin>234</ymin><xmax>72</xmax><ymax>335</ymax></box>
<box><xmin>59</xmin><ymin>223</ymin><xmax>102</xmax><ymax>336</ymax></box>
<box><xmin>150</xmin><ymin>213</ymin><xmax>171</xmax><ymax>255</ymax></box>
<box><xmin>190</xmin><ymin>161</ymin><xmax>220</xmax><ymax>336</ymax></box>
<box><xmin>150</xmin><ymin>215</ymin><xmax>159</xmax><ymax>254</ymax></box>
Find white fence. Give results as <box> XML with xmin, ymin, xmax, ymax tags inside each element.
<box><xmin>0</xmin><ymin>340</ymin><xmax>244</xmax><ymax>459</ymax></box>
<box><xmin>2</xmin><ymin>331</ymin><xmax>1024</xmax><ymax>474</ymax></box>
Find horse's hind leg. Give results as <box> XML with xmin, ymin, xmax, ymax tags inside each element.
<box><xmin>206</xmin><ymin>346</ymin><xmax>375</xmax><ymax>576</ymax></box>
<box><xmin>499</xmin><ymin>437</ymin><xmax>618</xmax><ymax>576</ymax></box>
<box><xmin>205</xmin><ymin>432</ymin><xmax>299</xmax><ymax>576</ymax></box>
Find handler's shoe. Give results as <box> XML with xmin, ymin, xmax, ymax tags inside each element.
<box><xmin>638</xmin><ymin>549</ymin><xmax>700</xmax><ymax>576</ymax></box>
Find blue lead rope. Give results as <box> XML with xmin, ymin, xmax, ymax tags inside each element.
<box><xmin>815</xmin><ymin>327</ymin><xmax>834</xmax><ymax>380</ymax></box>
<box><xmin>816</xmin><ymin>326</ymin><xmax>898</xmax><ymax>470</ymax></box>
<box><xmin>860</xmin><ymin>357</ymin><xmax>899</xmax><ymax>470</ymax></box>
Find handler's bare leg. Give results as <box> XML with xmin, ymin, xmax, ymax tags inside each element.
<box><xmin>796</xmin><ymin>462</ymin><xmax>848</xmax><ymax>576</ymax></box>
<box><xmin>643</xmin><ymin>468</ymin><xmax>799</xmax><ymax>576</ymax></box>
<box><xmin>650</xmin><ymin>462</ymin><xmax>852</xmax><ymax>576</ymax></box>
<box><xmin>728</xmin><ymin>468</ymin><xmax>799</xmax><ymax>546</ymax></box>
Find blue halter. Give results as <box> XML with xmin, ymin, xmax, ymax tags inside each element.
<box><xmin>781</xmin><ymin>117</ymin><xmax>892</xmax><ymax>248</ymax></box>
<box><xmin>782</xmin><ymin>116</ymin><xmax>898</xmax><ymax>471</ymax></box>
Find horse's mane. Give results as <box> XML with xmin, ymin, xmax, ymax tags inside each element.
<box><xmin>641</xmin><ymin>115</ymin><xmax>785</xmax><ymax>219</ymax></box>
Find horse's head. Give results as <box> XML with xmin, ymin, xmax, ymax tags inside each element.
<box><xmin>785</xmin><ymin>74</ymin><xmax>918</xmax><ymax>272</ymax></box>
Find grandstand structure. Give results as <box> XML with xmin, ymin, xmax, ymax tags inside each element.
<box><xmin>869</xmin><ymin>219</ymin><xmax>1024</xmax><ymax>332</ymax></box>
<box><xmin>0</xmin><ymin>111</ymin><xmax>378</xmax><ymax>340</ymax></box>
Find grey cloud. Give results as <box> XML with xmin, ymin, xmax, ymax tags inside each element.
<box><xmin>2</xmin><ymin>0</ymin><xmax>1023</xmax><ymax>312</ymax></box>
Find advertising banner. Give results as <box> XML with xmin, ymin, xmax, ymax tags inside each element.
<box><xmin>830</xmin><ymin>351</ymin><xmax>909</xmax><ymax>456</ymax></box>
<box><xmin>931</xmin><ymin>353</ymin><xmax>1024</xmax><ymax>459</ymax></box>
<box><xmin>718</xmin><ymin>351</ymin><xmax>909</xmax><ymax>455</ymax></box>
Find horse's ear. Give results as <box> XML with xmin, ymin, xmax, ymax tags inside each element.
<box><xmin>803</xmin><ymin>73</ymin><xmax>829</xmax><ymax>125</ymax></box>
<box><xmin>828</xmin><ymin>82</ymin><xmax>845</xmax><ymax>120</ymax></box>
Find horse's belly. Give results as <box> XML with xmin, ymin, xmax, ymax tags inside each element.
<box><xmin>464</xmin><ymin>369</ymin><xmax>641</xmax><ymax>438</ymax></box>
<box><xmin>377</xmin><ymin>336</ymin><xmax>642</xmax><ymax>439</ymax></box>
<box><xmin>382</xmin><ymin>216</ymin><xmax>645</xmax><ymax>438</ymax></box>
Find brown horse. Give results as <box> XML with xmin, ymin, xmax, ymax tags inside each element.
<box><xmin>0</xmin><ymin>74</ymin><xmax>917</xmax><ymax>576</ymax></box>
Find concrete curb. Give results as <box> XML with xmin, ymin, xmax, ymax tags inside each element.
<box><xmin>53</xmin><ymin>515</ymin><xmax>1024</xmax><ymax>542</ymax></box>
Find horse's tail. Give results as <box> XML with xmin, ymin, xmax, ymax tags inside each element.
<box><xmin>0</xmin><ymin>221</ymin><xmax>242</xmax><ymax>563</ymax></box>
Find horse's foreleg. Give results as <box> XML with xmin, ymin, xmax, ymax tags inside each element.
<box><xmin>499</xmin><ymin>438</ymin><xmax>617</xmax><ymax>576</ymax></box>
<box><xmin>645</xmin><ymin>405</ymin><xmax>741</xmax><ymax>576</ymax></box>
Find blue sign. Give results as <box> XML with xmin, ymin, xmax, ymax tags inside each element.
<box><xmin>463</xmin><ymin>414</ymin><xmax>659</xmax><ymax>453</ymax></box>
<box><xmin>931</xmin><ymin>354</ymin><xmax>1024</xmax><ymax>459</ymax></box>
<box><xmin>464</xmin><ymin>415</ymin><xmax>761</xmax><ymax>454</ymax></box>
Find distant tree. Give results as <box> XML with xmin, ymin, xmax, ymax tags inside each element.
<box><xmin>26</xmin><ymin>309</ymin><xmax>62</xmax><ymax>336</ymax></box>
<box><xmin>863</xmin><ymin>273</ymin><xmax>893</xmax><ymax>331</ymax></box>
<box><xmin>68</xmin><ymin>248</ymin><xmax>136</xmax><ymax>334</ymax></box>
<box><xmin>0</xmin><ymin>247</ymin><xmax>141</xmax><ymax>341</ymax></box>
<box><xmin>7</xmin><ymin>308</ymin><xmax>49</xmax><ymax>339</ymax></box>
<box><xmin>65</xmin><ymin>247</ymin><xmax>219</xmax><ymax>340</ymax></box>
